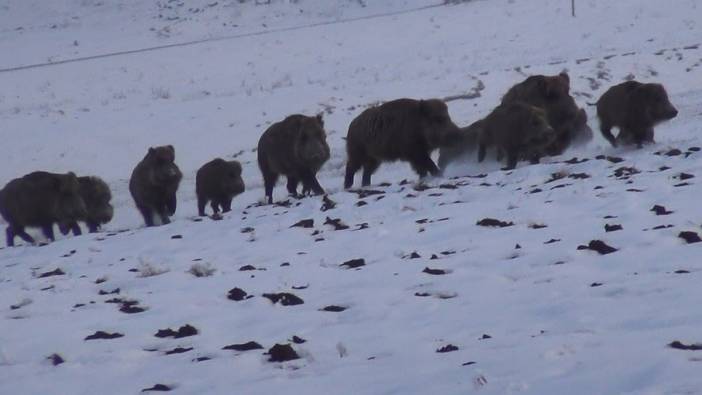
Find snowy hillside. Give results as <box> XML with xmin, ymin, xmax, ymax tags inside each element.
<box><xmin>2</xmin><ymin>0</ymin><xmax>702</xmax><ymax>394</ymax></box>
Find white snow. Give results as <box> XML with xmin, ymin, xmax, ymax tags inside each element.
<box><xmin>1</xmin><ymin>0</ymin><xmax>702</xmax><ymax>394</ymax></box>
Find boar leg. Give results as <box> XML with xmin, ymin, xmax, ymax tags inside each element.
<box><xmin>166</xmin><ymin>194</ymin><xmax>177</xmax><ymax>216</ymax></box>
<box><xmin>527</xmin><ymin>147</ymin><xmax>542</xmax><ymax>164</ymax></box>
<box><xmin>286</xmin><ymin>176</ymin><xmax>300</xmax><ymax>197</ymax></box>
<box><xmin>599</xmin><ymin>122</ymin><xmax>618</xmax><ymax>147</ymax></box>
<box><xmin>57</xmin><ymin>221</ymin><xmax>82</xmax><ymax>236</ymax></box>
<box><xmin>625</xmin><ymin>127</ymin><xmax>655</xmax><ymax>147</ymax></box>
<box><xmin>68</xmin><ymin>222</ymin><xmax>82</xmax><ymax>236</ymax></box>
<box><xmin>58</xmin><ymin>223</ymin><xmax>71</xmax><ymax>235</ymax></box>
<box><xmin>617</xmin><ymin>128</ymin><xmax>641</xmax><ymax>146</ymax></box>
<box><xmin>7</xmin><ymin>225</ymin><xmax>31</xmax><ymax>247</ymax></box>
<box><xmin>477</xmin><ymin>143</ymin><xmax>487</xmax><ymax>162</ymax></box>
<box><xmin>16</xmin><ymin>228</ymin><xmax>34</xmax><ymax>244</ymax></box>
<box><xmin>635</xmin><ymin>138</ymin><xmax>644</xmax><ymax>149</ymax></box>
<box><xmin>160</xmin><ymin>212</ymin><xmax>171</xmax><ymax>225</ymax></box>
<box><xmin>262</xmin><ymin>172</ymin><xmax>279</xmax><ymax>204</ymax></box>
<box><xmin>5</xmin><ymin>226</ymin><xmax>15</xmax><ymax>247</ymax></box>
<box><xmin>157</xmin><ymin>202</ymin><xmax>171</xmax><ymax>225</ymax></box>
<box><xmin>137</xmin><ymin>205</ymin><xmax>155</xmax><ymax>227</ymax></box>
<box><xmin>361</xmin><ymin>159</ymin><xmax>380</xmax><ymax>187</ymax></box>
<box><xmin>344</xmin><ymin>159</ymin><xmax>363</xmax><ymax>189</ymax></box>
<box><xmin>210</xmin><ymin>200</ymin><xmax>220</xmax><ymax>215</ymax></box>
<box><xmin>221</xmin><ymin>198</ymin><xmax>232</xmax><ymax>213</ymax></box>
<box><xmin>300</xmin><ymin>170</ymin><xmax>325</xmax><ymax>196</ymax></box>
<box><xmin>86</xmin><ymin>222</ymin><xmax>99</xmax><ymax>233</ymax></box>
<box><xmin>197</xmin><ymin>196</ymin><xmax>208</xmax><ymax>217</ymax></box>
<box><xmin>502</xmin><ymin>149</ymin><xmax>519</xmax><ymax>170</ymax></box>
<box><xmin>41</xmin><ymin>224</ymin><xmax>55</xmax><ymax>242</ymax></box>
<box><xmin>409</xmin><ymin>152</ymin><xmax>440</xmax><ymax>179</ymax></box>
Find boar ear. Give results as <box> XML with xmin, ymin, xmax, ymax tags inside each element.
<box><xmin>315</xmin><ymin>113</ymin><xmax>324</xmax><ymax>127</ymax></box>
<box><xmin>560</xmin><ymin>74</ymin><xmax>571</xmax><ymax>94</ymax></box>
<box><xmin>559</xmin><ymin>71</ymin><xmax>570</xmax><ymax>86</ymax></box>
<box><xmin>167</xmin><ymin>145</ymin><xmax>175</xmax><ymax>155</ymax></box>
<box><xmin>148</xmin><ymin>147</ymin><xmax>156</xmax><ymax>156</ymax></box>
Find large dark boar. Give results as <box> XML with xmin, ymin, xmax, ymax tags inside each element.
<box><xmin>437</xmin><ymin>120</ymin><xmax>483</xmax><ymax>170</ymax></box>
<box><xmin>257</xmin><ymin>114</ymin><xmax>330</xmax><ymax>204</ymax></box>
<box><xmin>0</xmin><ymin>171</ymin><xmax>87</xmax><ymax>246</ymax></box>
<box><xmin>477</xmin><ymin>102</ymin><xmax>556</xmax><ymax>170</ymax></box>
<box><xmin>196</xmin><ymin>158</ymin><xmax>245</xmax><ymax>216</ymax></box>
<box><xmin>344</xmin><ymin>98</ymin><xmax>462</xmax><ymax>188</ymax></box>
<box><xmin>501</xmin><ymin>72</ymin><xmax>592</xmax><ymax>155</ymax></box>
<box><xmin>596</xmin><ymin>81</ymin><xmax>678</xmax><ymax>147</ymax></box>
<box><xmin>129</xmin><ymin>145</ymin><xmax>182</xmax><ymax>226</ymax></box>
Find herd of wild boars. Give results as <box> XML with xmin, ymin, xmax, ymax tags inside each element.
<box><xmin>0</xmin><ymin>73</ymin><xmax>679</xmax><ymax>246</ymax></box>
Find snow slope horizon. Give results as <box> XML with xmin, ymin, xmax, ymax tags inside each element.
<box><xmin>2</xmin><ymin>1</ymin><xmax>702</xmax><ymax>394</ymax></box>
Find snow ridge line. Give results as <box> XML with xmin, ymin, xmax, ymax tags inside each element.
<box><xmin>0</xmin><ymin>3</ymin><xmax>448</xmax><ymax>74</ymax></box>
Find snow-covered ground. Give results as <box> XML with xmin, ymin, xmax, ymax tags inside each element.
<box><xmin>2</xmin><ymin>0</ymin><xmax>702</xmax><ymax>393</ymax></box>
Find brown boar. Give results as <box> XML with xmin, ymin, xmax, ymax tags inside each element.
<box><xmin>196</xmin><ymin>158</ymin><xmax>245</xmax><ymax>216</ymax></box>
<box><xmin>596</xmin><ymin>81</ymin><xmax>678</xmax><ymax>147</ymax></box>
<box><xmin>344</xmin><ymin>98</ymin><xmax>461</xmax><ymax>188</ymax></box>
<box><xmin>257</xmin><ymin>114</ymin><xmax>330</xmax><ymax>204</ymax></box>
<box><xmin>501</xmin><ymin>72</ymin><xmax>592</xmax><ymax>155</ymax></box>
<box><xmin>129</xmin><ymin>145</ymin><xmax>182</xmax><ymax>226</ymax></box>
<box><xmin>0</xmin><ymin>171</ymin><xmax>87</xmax><ymax>246</ymax></box>
<box><xmin>477</xmin><ymin>102</ymin><xmax>556</xmax><ymax>170</ymax></box>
